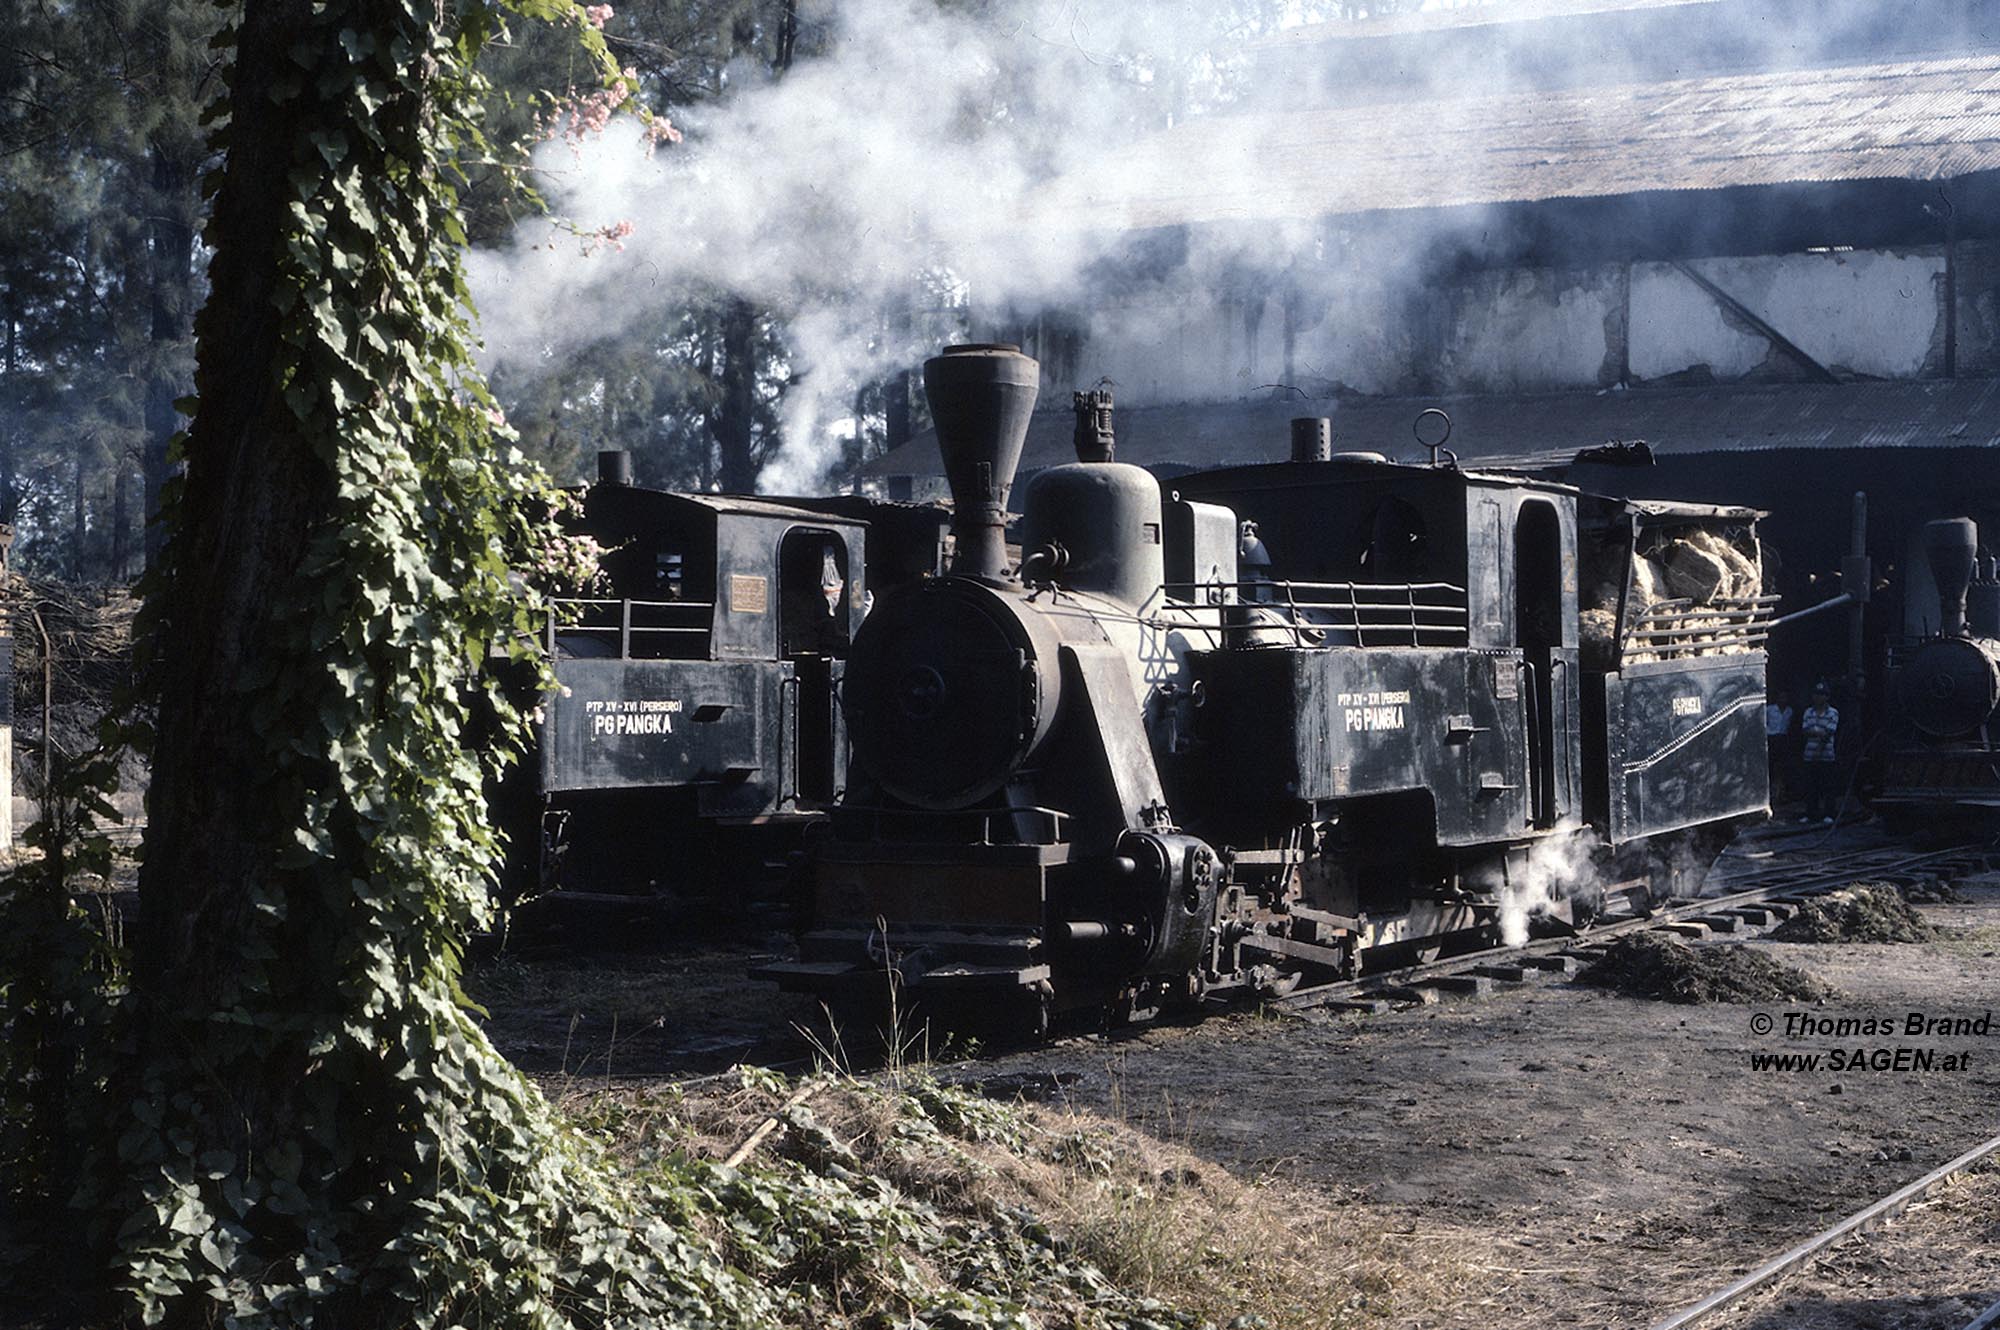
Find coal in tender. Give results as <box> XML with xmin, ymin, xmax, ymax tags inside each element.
<box><xmin>1580</xmin><ymin>933</ymin><xmax>1834</xmax><ymax>1005</ymax></box>
<box><xmin>1767</xmin><ymin>884</ymin><xmax>1939</xmax><ymax>944</ymax></box>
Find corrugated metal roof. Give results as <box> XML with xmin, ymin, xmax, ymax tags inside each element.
<box><xmin>1251</xmin><ymin>0</ymin><xmax>1714</xmax><ymax>46</ymax></box>
<box><xmin>864</xmin><ymin>377</ymin><xmax>2000</xmax><ymax>478</ymax></box>
<box><xmin>1042</xmin><ymin>54</ymin><xmax>2000</xmax><ymax>229</ymax></box>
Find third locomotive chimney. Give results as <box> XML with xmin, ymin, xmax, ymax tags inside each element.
<box><xmin>1924</xmin><ymin>517</ymin><xmax>1979</xmax><ymax>637</ymax></box>
<box><xmin>923</xmin><ymin>343</ymin><xmax>1041</xmax><ymax>581</ymax></box>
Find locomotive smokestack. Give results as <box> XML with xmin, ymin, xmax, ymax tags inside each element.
<box><xmin>597</xmin><ymin>449</ymin><xmax>634</xmax><ymax>486</ymax></box>
<box><xmin>1290</xmin><ymin>417</ymin><xmax>1333</xmax><ymax>463</ymax></box>
<box><xmin>1923</xmin><ymin>517</ymin><xmax>1978</xmax><ymax>637</ymax></box>
<box><xmin>924</xmin><ymin>343</ymin><xmax>1041</xmax><ymax>580</ymax></box>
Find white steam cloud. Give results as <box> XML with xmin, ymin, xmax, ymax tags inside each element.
<box><xmin>1494</xmin><ymin>833</ymin><xmax>1597</xmax><ymax>947</ymax></box>
<box><xmin>466</xmin><ymin>0</ymin><xmax>1324</xmax><ymax>493</ymax></box>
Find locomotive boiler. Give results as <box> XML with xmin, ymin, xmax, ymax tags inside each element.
<box><xmin>1875</xmin><ymin>517</ymin><xmax>2000</xmax><ymax>818</ymax></box>
<box><xmin>759</xmin><ymin>344</ymin><xmax>1774</xmax><ymax>1029</ymax></box>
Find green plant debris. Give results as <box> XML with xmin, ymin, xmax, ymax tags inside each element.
<box><xmin>1581</xmin><ymin>934</ymin><xmax>1835</xmax><ymax>1005</ymax></box>
<box><xmin>1767</xmin><ymin>884</ymin><xmax>1941</xmax><ymax>944</ymax></box>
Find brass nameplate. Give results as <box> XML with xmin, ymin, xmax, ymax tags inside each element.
<box><xmin>729</xmin><ymin>573</ymin><xmax>769</xmax><ymax>614</ymax></box>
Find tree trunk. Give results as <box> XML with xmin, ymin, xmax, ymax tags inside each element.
<box><xmin>142</xmin><ymin>144</ymin><xmax>197</xmax><ymax>569</ymax></box>
<box><xmin>135</xmin><ymin>0</ymin><xmax>332</xmax><ymax>1092</ymax></box>
<box><xmin>70</xmin><ymin>448</ymin><xmax>85</xmax><ymax>580</ymax></box>
<box><xmin>111</xmin><ymin>456</ymin><xmax>129</xmax><ymax>580</ymax></box>
<box><xmin>1</xmin><ymin>283</ymin><xmax>18</xmax><ymax>524</ymax></box>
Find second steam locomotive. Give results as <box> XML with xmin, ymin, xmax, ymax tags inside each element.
<box><xmin>760</xmin><ymin>344</ymin><xmax>1775</xmax><ymax>1028</ymax></box>
<box><xmin>1874</xmin><ymin>517</ymin><xmax>2000</xmax><ymax>820</ymax></box>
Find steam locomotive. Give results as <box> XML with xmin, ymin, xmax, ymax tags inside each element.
<box><xmin>758</xmin><ymin>344</ymin><xmax>1776</xmax><ymax>1029</ymax></box>
<box><xmin>1874</xmin><ymin>518</ymin><xmax>2000</xmax><ymax>821</ymax></box>
<box><xmin>501</xmin><ymin>453</ymin><xmax>948</xmax><ymax>906</ymax></box>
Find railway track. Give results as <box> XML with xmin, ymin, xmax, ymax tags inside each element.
<box><xmin>622</xmin><ymin>842</ymin><xmax>1992</xmax><ymax>1095</ymax></box>
<box><xmin>1648</xmin><ymin>1130</ymin><xmax>2000</xmax><ymax>1329</ymax></box>
<box><xmin>1273</xmin><ymin>842</ymin><xmax>1989</xmax><ymax>1016</ymax></box>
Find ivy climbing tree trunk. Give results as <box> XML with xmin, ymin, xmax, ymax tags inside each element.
<box><xmin>110</xmin><ymin>1</ymin><xmax>765</xmax><ymax>1325</ymax></box>
<box><xmin>136</xmin><ymin>0</ymin><xmax>328</xmax><ymax>1030</ymax></box>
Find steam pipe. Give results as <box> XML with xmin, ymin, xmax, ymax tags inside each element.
<box><xmin>1770</xmin><ymin>592</ymin><xmax>1852</xmax><ymax>627</ymax></box>
<box><xmin>1847</xmin><ymin>492</ymin><xmax>1867</xmax><ymax>695</ymax></box>
<box><xmin>597</xmin><ymin>450</ymin><xmax>634</xmax><ymax>486</ymax></box>
<box><xmin>1291</xmin><ymin>417</ymin><xmax>1333</xmax><ymax>463</ymax></box>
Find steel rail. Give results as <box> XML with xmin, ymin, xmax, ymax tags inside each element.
<box><xmin>1649</xmin><ymin>1131</ymin><xmax>2000</xmax><ymax>1329</ymax></box>
<box><xmin>1277</xmin><ymin>844</ymin><xmax>1982</xmax><ymax>1014</ymax></box>
<box><xmin>1965</xmin><ymin>1295</ymin><xmax>2000</xmax><ymax>1330</ymax></box>
<box><xmin>1707</xmin><ymin>842</ymin><xmax>1970</xmax><ymax>892</ymax></box>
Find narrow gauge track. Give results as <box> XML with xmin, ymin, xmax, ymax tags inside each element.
<box><xmin>1648</xmin><ymin>1131</ymin><xmax>2000</xmax><ymax>1329</ymax></box>
<box><xmin>1706</xmin><ymin>836</ymin><xmax>1986</xmax><ymax>892</ymax></box>
<box><xmin>617</xmin><ymin>843</ymin><xmax>1989</xmax><ymax>1097</ymax></box>
<box><xmin>1273</xmin><ymin>842</ymin><xmax>1988</xmax><ymax>1015</ymax></box>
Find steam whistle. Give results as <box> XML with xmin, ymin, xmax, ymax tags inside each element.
<box><xmin>1073</xmin><ymin>383</ymin><xmax>1115</xmax><ymax>464</ymax></box>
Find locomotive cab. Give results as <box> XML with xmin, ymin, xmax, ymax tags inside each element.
<box><xmin>520</xmin><ymin>470</ymin><xmax>877</xmax><ymax>901</ymax></box>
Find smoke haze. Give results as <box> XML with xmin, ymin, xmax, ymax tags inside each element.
<box><xmin>468</xmin><ymin>0</ymin><xmax>1277</xmax><ymax>491</ymax></box>
<box><xmin>466</xmin><ymin>0</ymin><xmax>1983</xmax><ymax>492</ymax></box>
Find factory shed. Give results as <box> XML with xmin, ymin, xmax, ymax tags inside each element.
<box><xmin>865</xmin><ymin>377</ymin><xmax>2000</xmax><ymax>490</ymax></box>
<box><xmin>1041</xmin><ymin>51</ymin><xmax>2000</xmax><ymax>237</ymax></box>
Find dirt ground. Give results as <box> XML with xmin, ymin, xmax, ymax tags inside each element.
<box><xmin>470</xmin><ymin>934</ymin><xmax>826</xmax><ymax>1078</ymax></box>
<box><xmin>470</xmin><ymin>821</ymin><xmax>2000</xmax><ymax>1326</ymax></box>
<box><xmin>953</xmin><ymin>844</ymin><xmax>2000</xmax><ymax>1326</ymax></box>
<box><xmin>1700</xmin><ymin>1162</ymin><xmax>2000</xmax><ymax>1330</ymax></box>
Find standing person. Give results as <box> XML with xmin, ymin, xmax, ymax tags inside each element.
<box><xmin>1799</xmin><ymin>682</ymin><xmax>1841</xmax><ymax>824</ymax></box>
<box><xmin>1764</xmin><ymin>688</ymin><xmax>1795</xmax><ymax>805</ymax></box>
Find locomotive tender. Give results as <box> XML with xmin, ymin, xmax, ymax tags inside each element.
<box><xmin>1875</xmin><ymin>517</ymin><xmax>2000</xmax><ymax>818</ymax></box>
<box><xmin>761</xmin><ymin>343</ymin><xmax>1775</xmax><ymax>1027</ymax></box>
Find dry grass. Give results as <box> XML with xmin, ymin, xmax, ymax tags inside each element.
<box><xmin>571</xmin><ymin>1065</ymin><xmax>1495</xmax><ymax>1329</ymax></box>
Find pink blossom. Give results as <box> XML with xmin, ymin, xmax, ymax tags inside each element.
<box><xmin>487</xmin><ymin>406</ymin><xmax>508</xmax><ymax>428</ymax></box>
<box><xmin>541</xmin><ymin>81</ymin><xmax>633</xmax><ymax>145</ymax></box>
<box><xmin>645</xmin><ymin>116</ymin><xmax>683</xmax><ymax>149</ymax></box>
<box><xmin>582</xmin><ymin>219</ymin><xmax>636</xmax><ymax>254</ymax></box>
<box><xmin>583</xmin><ymin>4</ymin><xmax>613</xmax><ymax>28</ymax></box>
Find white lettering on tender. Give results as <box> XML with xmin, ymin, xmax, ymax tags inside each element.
<box><xmin>1671</xmin><ymin>695</ymin><xmax>1703</xmax><ymax>717</ymax></box>
<box><xmin>1337</xmin><ymin>689</ymin><xmax>1411</xmax><ymax>733</ymax></box>
<box><xmin>584</xmin><ymin>697</ymin><xmax>685</xmax><ymax>738</ymax></box>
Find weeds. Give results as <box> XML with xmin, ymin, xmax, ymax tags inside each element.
<box><xmin>563</xmin><ymin>1055</ymin><xmax>1475</xmax><ymax>1330</ymax></box>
